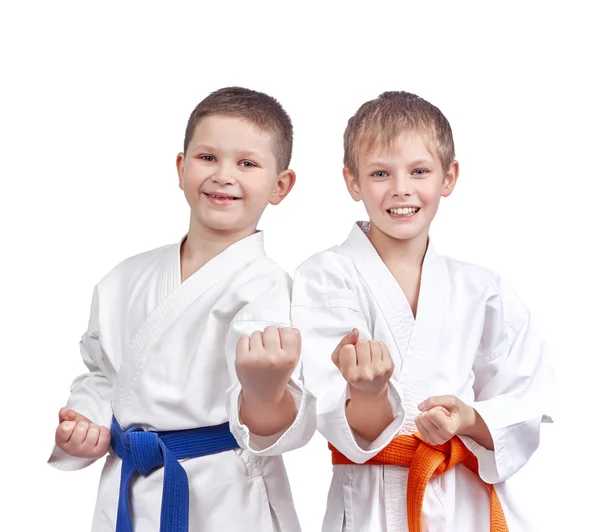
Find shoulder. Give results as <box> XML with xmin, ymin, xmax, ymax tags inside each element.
<box><xmin>438</xmin><ymin>254</ymin><xmax>502</xmax><ymax>291</ymax></box>
<box><xmin>292</xmin><ymin>246</ymin><xmax>362</xmax><ymax>309</ymax></box>
<box><xmin>438</xmin><ymin>254</ymin><xmax>529</xmax><ymax>324</ymax></box>
<box><xmin>235</xmin><ymin>255</ymin><xmax>291</xmax><ymax>286</ymax></box>
<box><xmin>294</xmin><ymin>245</ymin><xmax>357</xmax><ymax>284</ymax></box>
<box><xmin>224</xmin><ymin>256</ymin><xmax>292</xmax><ymax>324</ymax></box>
<box><xmin>96</xmin><ymin>242</ymin><xmax>176</xmax><ymax>291</ymax></box>
<box><xmin>223</xmin><ymin>255</ymin><xmax>292</xmax><ymax>308</ymax></box>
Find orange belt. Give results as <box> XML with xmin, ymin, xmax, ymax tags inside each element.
<box><xmin>330</xmin><ymin>434</ymin><xmax>508</xmax><ymax>532</ymax></box>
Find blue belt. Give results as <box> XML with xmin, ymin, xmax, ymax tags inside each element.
<box><xmin>110</xmin><ymin>416</ymin><xmax>240</xmax><ymax>532</ymax></box>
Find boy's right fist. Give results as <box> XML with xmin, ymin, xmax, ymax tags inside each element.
<box><xmin>235</xmin><ymin>326</ymin><xmax>301</xmax><ymax>405</ymax></box>
<box><xmin>332</xmin><ymin>329</ymin><xmax>395</xmax><ymax>398</ymax></box>
<box><xmin>55</xmin><ymin>408</ymin><xmax>111</xmax><ymax>459</ymax></box>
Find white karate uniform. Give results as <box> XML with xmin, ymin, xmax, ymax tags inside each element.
<box><xmin>291</xmin><ymin>222</ymin><xmax>554</xmax><ymax>532</ymax></box>
<box><xmin>49</xmin><ymin>231</ymin><xmax>316</xmax><ymax>532</ymax></box>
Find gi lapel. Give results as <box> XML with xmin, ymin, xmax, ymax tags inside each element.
<box><xmin>342</xmin><ymin>222</ymin><xmax>445</xmax><ymax>429</ymax></box>
<box><xmin>112</xmin><ymin>232</ymin><xmax>265</xmax><ymax>419</ymax></box>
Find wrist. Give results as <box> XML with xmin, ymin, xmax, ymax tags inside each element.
<box><xmin>241</xmin><ymin>388</ymin><xmax>289</xmax><ymax>409</ymax></box>
<box><xmin>239</xmin><ymin>389</ymin><xmax>297</xmax><ymax>436</ymax></box>
<box><xmin>346</xmin><ymin>384</ymin><xmax>395</xmax><ymax>442</ymax></box>
<box><xmin>458</xmin><ymin>406</ymin><xmax>479</xmax><ymax>437</ymax></box>
<box><xmin>348</xmin><ymin>383</ymin><xmax>389</xmax><ymax>406</ymax></box>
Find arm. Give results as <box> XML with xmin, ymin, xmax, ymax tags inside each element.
<box><xmin>333</xmin><ymin>330</ymin><xmax>395</xmax><ymax>442</ymax></box>
<box><xmin>459</xmin><ymin>408</ymin><xmax>494</xmax><ymax>450</ymax></box>
<box><xmin>347</xmin><ymin>387</ymin><xmax>395</xmax><ymax>442</ymax></box>
<box><xmin>291</xmin><ymin>254</ymin><xmax>406</xmax><ymax>463</ymax></box>
<box><xmin>224</xmin><ymin>266</ymin><xmax>317</xmax><ymax>456</ymax></box>
<box><xmin>240</xmin><ymin>391</ymin><xmax>298</xmax><ymax>437</ymax></box>
<box><xmin>48</xmin><ymin>287</ymin><xmax>115</xmax><ymax>471</ymax></box>
<box><xmin>458</xmin><ymin>276</ymin><xmax>556</xmax><ymax>483</ymax></box>
<box><xmin>237</xmin><ymin>327</ymin><xmax>301</xmax><ymax>436</ymax></box>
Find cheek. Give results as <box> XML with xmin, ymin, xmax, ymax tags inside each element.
<box><xmin>243</xmin><ymin>175</ymin><xmax>276</xmax><ymax>202</ymax></box>
<box><xmin>182</xmin><ymin>166</ymin><xmax>199</xmax><ymax>186</ymax></box>
<box><xmin>182</xmin><ymin>178</ymin><xmax>199</xmax><ymax>198</ymax></box>
<box><xmin>181</xmin><ymin>174</ymin><xmax>208</xmax><ymax>203</ymax></box>
<box><xmin>418</xmin><ymin>182</ymin><xmax>443</xmax><ymax>206</ymax></box>
<box><xmin>360</xmin><ymin>182</ymin><xmax>386</xmax><ymax>204</ymax></box>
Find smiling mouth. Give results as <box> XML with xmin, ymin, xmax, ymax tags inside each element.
<box><xmin>388</xmin><ymin>207</ymin><xmax>420</xmax><ymax>216</ymax></box>
<box><xmin>204</xmin><ymin>193</ymin><xmax>242</xmax><ymax>200</ymax></box>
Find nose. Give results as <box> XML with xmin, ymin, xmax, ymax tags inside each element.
<box><xmin>211</xmin><ymin>162</ymin><xmax>237</xmax><ymax>186</ymax></box>
<box><xmin>390</xmin><ymin>174</ymin><xmax>413</xmax><ymax>198</ymax></box>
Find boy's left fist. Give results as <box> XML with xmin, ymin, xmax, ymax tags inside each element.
<box><xmin>415</xmin><ymin>395</ymin><xmax>477</xmax><ymax>445</ymax></box>
<box><xmin>235</xmin><ymin>326</ymin><xmax>301</xmax><ymax>404</ymax></box>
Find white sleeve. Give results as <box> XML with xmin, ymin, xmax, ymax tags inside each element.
<box><xmin>48</xmin><ymin>287</ymin><xmax>115</xmax><ymax>471</ymax></box>
<box><xmin>291</xmin><ymin>254</ymin><xmax>406</xmax><ymax>464</ymax></box>
<box><xmin>459</xmin><ymin>276</ymin><xmax>556</xmax><ymax>483</ymax></box>
<box><xmin>225</xmin><ymin>269</ymin><xmax>317</xmax><ymax>456</ymax></box>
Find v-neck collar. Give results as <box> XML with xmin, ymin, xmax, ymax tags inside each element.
<box><xmin>341</xmin><ymin>221</ymin><xmax>446</xmax><ymax>424</ymax></box>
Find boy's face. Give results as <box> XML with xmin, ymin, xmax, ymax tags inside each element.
<box><xmin>177</xmin><ymin>114</ymin><xmax>294</xmax><ymax>236</ymax></box>
<box><xmin>344</xmin><ymin>131</ymin><xmax>458</xmax><ymax>243</ymax></box>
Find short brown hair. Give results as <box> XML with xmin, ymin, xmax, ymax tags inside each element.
<box><xmin>343</xmin><ymin>91</ymin><xmax>455</xmax><ymax>176</ymax></box>
<box><xmin>183</xmin><ymin>87</ymin><xmax>293</xmax><ymax>171</ymax></box>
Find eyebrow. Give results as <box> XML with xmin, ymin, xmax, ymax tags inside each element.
<box><xmin>364</xmin><ymin>160</ymin><xmax>387</xmax><ymax>169</ymax></box>
<box><xmin>237</xmin><ymin>150</ymin><xmax>265</xmax><ymax>162</ymax></box>
<box><xmin>409</xmin><ymin>158</ymin><xmax>434</xmax><ymax>166</ymax></box>
<box><xmin>189</xmin><ymin>144</ymin><xmax>217</xmax><ymax>153</ymax></box>
<box><xmin>365</xmin><ymin>157</ymin><xmax>434</xmax><ymax>168</ymax></box>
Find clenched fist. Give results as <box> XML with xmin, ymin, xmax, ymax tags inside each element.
<box><xmin>55</xmin><ymin>408</ymin><xmax>111</xmax><ymax>459</ymax></box>
<box><xmin>235</xmin><ymin>326</ymin><xmax>301</xmax><ymax>405</ymax></box>
<box><xmin>332</xmin><ymin>329</ymin><xmax>395</xmax><ymax>399</ymax></box>
<box><xmin>416</xmin><ymin>395</ymin><xmax>494</xmax><ymax>449</ymax></box>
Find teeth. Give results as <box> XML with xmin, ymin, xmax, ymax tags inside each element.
<box><xmin>389</xmin><ymin>207</ymin><xmax>418</xmax><ymax>215</ymax></box>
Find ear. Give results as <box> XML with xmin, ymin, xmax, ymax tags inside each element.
<box><xmin>269</xmin><ymin>169</ymin><xmax>296</xmax><ymax>205</ymax></box>
<box><xmin>343</xmin><ymin>167</ymin><xmax>362</xmax><ymax>202</ymax></box>
<box><xmin>176</xmin><ymin>152</ymin><xmax>185</xmax><ymax>190</ymax></box>
<box><xmin>441</xmin><ymin>160</ymin><xmax>459</xmax><ymax>197</ymax></box>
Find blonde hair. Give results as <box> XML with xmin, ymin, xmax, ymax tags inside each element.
<box><xmin>343</xmin><ymin>91</ymin><xmax>455</xmax><ymax>176</ymax></box>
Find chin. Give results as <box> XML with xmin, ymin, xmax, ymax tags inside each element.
<box><xmin>208</xmin><ymin>223</ymin><xmax>237</xmax><ymax>232</ymax></box>
<box><xmin>207</xmin><ymin>220</ymin><xmax>242</xmax><ymax>232</ymax></box>
<box><xmin>381</xmin><ymin>225</ymin><xmax>423</xmax><ymax>241</ymax></box>
<box><xmin>194</xmin><ymin>213</ymin><xmax>239</xmax><ymax>232</ymax></box>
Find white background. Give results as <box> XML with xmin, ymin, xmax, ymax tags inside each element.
<box><xmin>1</xmin><ymin>1</ymin><xmax>598</xmax><ymax>530</ymax></box>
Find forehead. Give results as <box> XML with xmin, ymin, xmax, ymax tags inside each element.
<box><xmin>359</xmin><ymin>130</ymin><xmax>440</xmax><ymax>165</ymax></box>
<box><xmin>189</xmin><ymin>114</ymin><xmax>275</xmax><ymax>156</ymax></box>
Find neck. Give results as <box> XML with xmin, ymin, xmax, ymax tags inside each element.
<box><xmin>366</xmin><ymin>222</ymin><xmax>429</xmax><ymax>269</ymax></box>
<box><xmin>181</xmin><ymin>221</ymin><xmax>257</xmax><ymax>279</ymax></box>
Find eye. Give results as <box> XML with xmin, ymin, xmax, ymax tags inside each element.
<box><xmin>239</xmin><ymin>160</ymin><xmax>257</xmax><ymax>168</ymax></box>
<box><xmin>370</xmin><ymin>170</ymin><xmax>389</xmax><ymax>179</ymax></box>
<box><xmin>412</xmin><ymin>168</ymin><xmax>429</xmax><ymax>177</ymax></box>
<box><xmin>198</xmin><ymin>154</ymin><xmax>215</xmax><ymax>162</ymax></box>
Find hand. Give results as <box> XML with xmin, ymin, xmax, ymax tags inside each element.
<box><xmin>415</xmin><ymin>395</ymin><xmax>477</xmax><ymax>445</ymax></box>
<box><xmin>332</xmin><ymin>329</ymin><xmax>395</xmax><ymax>399</ymax></box>
<box><xmin>55</xmin><ymin>408</ymin><xmax>111</xmax><ymax>459</ymax></box>
<box><xmin>235</xmin><ymin>326</ymin><xmax>301</xmax><ymax>406</ymax></box>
